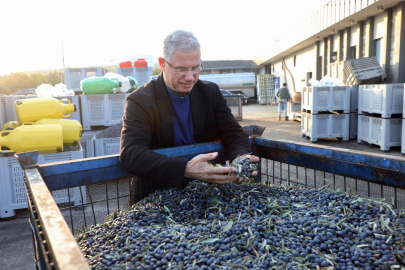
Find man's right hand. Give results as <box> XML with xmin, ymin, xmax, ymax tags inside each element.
<box><xmin>184</xmin><ymin>152</ymin><xmax>239</xmax><ymax>184</ymax></box>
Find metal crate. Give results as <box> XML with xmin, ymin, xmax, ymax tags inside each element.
<box><xmin>358</xmin><ymin>115</ymin><xmax>402</xmax><ymax>151</ymax></box>
<box><xmin>302</xmin><ymin>86</ymin><xmax>351</xmax><ymax>114</ymax></box>
<box><xmin>0</xmin><ymin>145</ymin><xmax>84</xmax><ymax>219</ymax></box>
<box><xmin>16</xmin><ymin>138</ymin><xmax>405</xmax><ymax>269</ymax></box>
<box><xmin>358</xmin><ymin>84</ymin><xmax>404</xmax><ymax>118</ymax></box>
<box><xmin>301</xmin><ymin>112</ymin><xmax>349</xmax><ymax>142</ymax></box>
<box><xmin>224</xmin><ymin>95</ymin><xmax>242</xmax><ymax>120</ymax></box>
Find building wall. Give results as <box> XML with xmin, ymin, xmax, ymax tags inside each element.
<box><xmin>263</xmin><ymin>2</ymin><xmax>405</xmax><ymax>85</ymax></box>
<box><xmin>271</xmin><ymin>44</ymin><xmax>316</xmax><ymax>93</ymax></box>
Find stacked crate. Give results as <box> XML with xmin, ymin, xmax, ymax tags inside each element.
<box><xmin>358</xmin><ymin>84</ymin><xmax>403</xmax><ymax>151</ymax></box>
<box><xmin>301</xmin><ymin>86</ymin><xmax>352</xmax><ymax>142</ymax></box>
<box><xmin>116</xmin><ymin>67</ymin><xmax>153</xmax><ymax>88</ymax></box>
<box><xmin>0</xmin><ymin>146</ymin><xmax>85</xmax><ymax>219</ymax></box>
<box><xmin>80</xmin><ymin>93</ymin><xmax>129</xmax><ymax>130</ymax></box>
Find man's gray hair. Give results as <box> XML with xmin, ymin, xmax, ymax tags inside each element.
<box><xmin>163</xmin><ymin>30</ymin><xmax>201</xmax><ymax>60</ymax></box>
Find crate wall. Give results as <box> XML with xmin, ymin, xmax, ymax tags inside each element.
<box><xmin>80</xmin><ymin>93</ymin><xmax>128</xmax><ymax>130</ymax></box>
<box><xmin>0</xmin><ymin>96</ymin><xmax>5</xmax><ymax>129</ymax></box>
<box><xmin>358</xmin><ymin>115</ymin><xmax>402</xmax><ymax>151</ymax></box>
<box><xmin>116</xmin><ymin>67</ymin><xmax>153</xmax><ymax>88</ymax></box>
<box><xmin>358</xmin><ymin>84</ymin><xmax>404</xmax><ymax>118</ymax></box>
<box><xmin>0</xmin><ymin>146</ymin><xmax>85</xmax><ymax>219</ymax></box>
<box><xmin>349</xmin><ymin>112</ymin><xmax>358</xmax><ymax>139</ymax></box>
<box><xmin>1</xmin><ymin>95</ymin><xmax>27</xmax><ymax>123</ymax></box>
<box><xmin>64</xmin><ymin>68</ymin><xmax>107</xmax><ymax>92</ymax></box>
<box><xmin>301</xmin><ymin>113</ymin><xmax>349</xmax><ymax>142</ymax></box>
<box><xmin>287</xmin><ymin>102</ymin><xmax>301</xmax><ymax>121</ymax></box>
<box><xmin>94</xmin><ymin>137</ymin><xmax>120</xmax><ymax>157</ymax></box>
<box><xmin>350</xmin><ymin>86</ymin><xmax>358</xmax><ymax>112</ymax></box>
<box><xmin>301</xmin><ymin>86</ymin><xmax>351</xmax><ymax>113</ymax></box>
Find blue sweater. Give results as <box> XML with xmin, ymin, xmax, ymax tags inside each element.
<box><xmin>168</xmin><ymin>93</ymin><xmax>196</xmax><ymax>146</ymax></box>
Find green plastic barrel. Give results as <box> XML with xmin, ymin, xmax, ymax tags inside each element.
<box><xmin>127</xmin><ymin>76</ymin><xmax>138</xmax><ymax>93</ymax></box>
<box><xmin>82</xmin><ymin>77</ymin><xmax>122</xmax><ymax>95</ymax></box>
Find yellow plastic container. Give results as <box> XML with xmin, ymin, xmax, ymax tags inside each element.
<box><xmin>0</xmin><ymin>124</ymin><xmax>63</xmax><ymax>154</ymax></box>
<box><xmin>15</xmin><ymin>97</ymin><xmax>76</xmax><ymax>124</ymax></box>
<box><xmin>1</xmin><ymin>121</ymin><xmax>20</xmax><ymax>131</ymax></box>
<box><xmin>23</xmin><ymin>119</ymin><xmax>83</xmax><ymax>146</ymax></box>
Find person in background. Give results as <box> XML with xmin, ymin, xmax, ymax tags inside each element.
<box><xmin>275</xmin><ymin>83</ymin><xmax>292</xmax><ymax>121</ymax></box>
<box><xmin>120</xmin><ymin>29</ymin><xmax>259</xmax><ymax>204</ymax></box>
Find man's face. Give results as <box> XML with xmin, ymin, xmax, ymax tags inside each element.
<box><xmin>159</xmin><ymin>50</ymin><xmax>201</xmax><ymax>94</ymax></box>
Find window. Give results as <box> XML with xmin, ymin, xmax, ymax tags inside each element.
<box><xmin>350</xmin><ymin>46</ymin><xmax>356</xmax><ymax>59</ymax></box>
<box><xmin>306</xmin><ymin>72</ymin><xmax>312</xmax><ymax>86</ymax></box>
<box><xmin>331</xmin><ymin>52</ymin><xmax>337</xmax><ymax>63</ymax></box>
<box><xmin>375</xmin><ymin>39</ymin><xmax>382</xmax><ymax>63</ymax></box>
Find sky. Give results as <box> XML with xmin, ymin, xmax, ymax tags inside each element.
<box><xmin>0</xmin><ymin>0</ymin><xmax>330</xmax><ymax>75</ymax></box>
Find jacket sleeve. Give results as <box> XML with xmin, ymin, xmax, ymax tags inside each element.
<box><xmin>275</xmin><ymin>88</ymin><xmax>280</xmax><ymax>97</ymax></box>
<box><xmin>120</xmin><ymin>94</ymin><xmax>188</xmax><ymax>189</ymax></box>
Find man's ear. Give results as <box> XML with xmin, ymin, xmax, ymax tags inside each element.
<box><xmin>158</xmin><ymin>57</ymin><xmax>165</xmax><ymax>72</ymax></box>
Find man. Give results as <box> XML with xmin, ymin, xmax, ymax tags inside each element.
<box><xmin>120</xmin><ymin>30</ymin><xmax>259</xmax><ymax>203</ymax></box>
<box><xmin>275</xmin><ymin>83</ymin><xmax>292</xmax><ymax>121</ymax></box>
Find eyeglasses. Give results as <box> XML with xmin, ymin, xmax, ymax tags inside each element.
<box><xmin>164</xmin><ymin>59</ymin><xmax>203</xmax><ymax>75</ymax></box>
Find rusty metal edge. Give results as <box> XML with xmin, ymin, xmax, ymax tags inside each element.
<box><xmin>25</xmin><ymin>168</ymin><xmax>90</xmax><ymax>270</ymax></box>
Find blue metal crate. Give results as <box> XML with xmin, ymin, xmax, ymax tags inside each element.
<box><xmin>15</xmin><ymin>137</ymin><xmax>405</xmax><ymax>270</ymax></box>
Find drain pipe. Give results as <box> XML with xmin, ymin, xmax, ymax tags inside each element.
<box><xmin>282</xmin><ymin>59</ymin><xmax>301</xmax><ymax>103</ymax></box>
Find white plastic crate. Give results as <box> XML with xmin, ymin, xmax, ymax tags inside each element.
<box><xmin>358</xmin><ymin>84</ymin><xmax>404</xmax><ymax>118</ymax></box>
<box><xmin>64</xmin><ymin>67</ymin><xmax>107</xmax><ymax>92</ymax></box>
<box><xmin>302</xmin><ymin>86</ymin><xmax>351</xmax><ymax>113</ymax></box>
<box><xmin>80</xmin><ymin>94</ymin><xmax>128</xmax><ymax>130</ymax></box>
<box><xmin>287</xmin><ymin>102</ymin><xmax>301</xmax><ymax>121</ymax></box>
<box><xmin>301</xmin><ymin>113</ymin><xmax>349</xmax><ymax>142</ymax></box>
<box><xmin>116</xmin><ymin>67</ymin><xmax>153</xmax><ymax>87</ymax></box>
<box><xmin>357</xmin><ymin>115</ymin><xmax>402</xmax><ymax>151</ymax></box>
<box><xmin>349</xmin><ymin>112</ymin><xmax>358</xmax><ymax>139</ymax></box>
<box><xmin>0</xmin><ymin>96</ymin><xmax>5</xmax><ymax>129</ymax></box>
<box><xmin>54</xmin><ymin>95</ymin><xmax>81</xmax><ymax>124</ymax></box>
<box><xmin>0</xmin><ymin>145</ymin><xmax>85</xmax><ymax>219</ymax></box>
<box><xmin>94</xmin><ymin>137</ymin><xmax>120</xmax><ymax>157</ymax></box>
<box><xmin>1</xmin><ymin>95</ymin><xmax>27</xmax><ymax>123</ymax></box>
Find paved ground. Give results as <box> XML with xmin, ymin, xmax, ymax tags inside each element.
<box><xmin>1</xmin><ymin>103</ymin><xmax>404</xmax><ymax>270</ymax></box>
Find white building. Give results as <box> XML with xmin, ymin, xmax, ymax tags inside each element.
<box><xmin>254</xmin><ymin>0</ymin><xmax>405</xmax><ymax>92</ymax></box>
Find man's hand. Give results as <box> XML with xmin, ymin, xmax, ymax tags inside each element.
<box><xmin>232</xmin><ymin>154</ymin><xmax>260</xmax><ymax>181</ymax></box>
<box><xmin>185</xmin><ymin>152</ymin><xmax>239</xmax><ymax>184</ymax></box>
